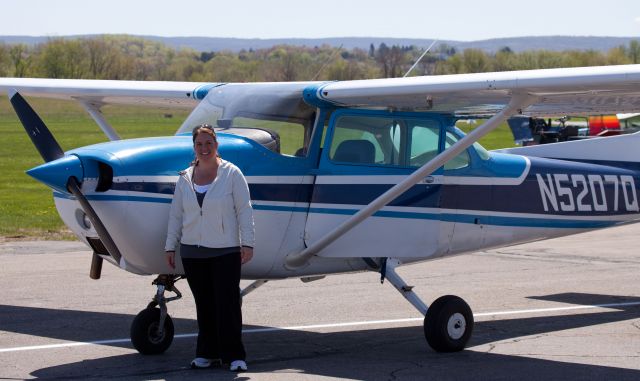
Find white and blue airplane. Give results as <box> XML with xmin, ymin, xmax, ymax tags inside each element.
<box><xmin>2</xmin><ymin>64</ymin><xmax>640</xmax><ymax>355</ymax></box>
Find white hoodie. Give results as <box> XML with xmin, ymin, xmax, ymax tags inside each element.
<box><xmin>165</xmin><ymin>160</ymin><xmax>255</xmax><ymax>251</ymax></box>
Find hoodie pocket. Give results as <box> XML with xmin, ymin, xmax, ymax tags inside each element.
<box><xmin>203</xmin><ymin>192</ymin><xmax>233</xmax><ymax>242</ymax></box>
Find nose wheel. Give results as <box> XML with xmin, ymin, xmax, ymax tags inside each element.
<box><xmin>131</xmin><ymin>307</ymin><xmax>174</xmax><ymax>354</ymax></box>
<box><xmin>131</xmin><ymin>275</ymin><xmax>182</xmax><ymax>355</ymax></box>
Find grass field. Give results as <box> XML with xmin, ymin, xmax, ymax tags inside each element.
<box><xmin>455</xmin><ymin>120</ymin><xmax>518</xmax><ymax>151</ymax></box>
<box><xmin>0</xmin><ymin>97</ymin><xmax>189</xmax><ymax>239</ymax></box>
<box><xmin>0</xmin><ymin>97</ymin><xmax>516</xmax><ymax>239</ymax></box>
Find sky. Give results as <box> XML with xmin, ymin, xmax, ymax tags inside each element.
<box><xmin>1</xmin><ymin>0</ymin><xmax>639</xmax><ymax>41</ymax></box>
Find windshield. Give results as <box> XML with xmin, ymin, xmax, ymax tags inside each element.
<box><xmin>178</xmin><ymin>83</ymin><xmax>318</xmax><ymax>156</ymax></box>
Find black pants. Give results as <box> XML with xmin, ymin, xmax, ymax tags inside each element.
<box><xmin>182</xmin><ymin>253</ymin><xmax>246</xmax><ymax>362</ymax></box>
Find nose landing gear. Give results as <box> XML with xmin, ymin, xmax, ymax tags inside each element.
<box><xmin>131</xmin><ymin>274</ymin><xmax>183</xmax><ymax>355</ymax></box>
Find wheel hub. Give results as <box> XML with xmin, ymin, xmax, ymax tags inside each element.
<box><xmin>447</xmin><ymin>312</ymin><xmax>466</xmax><ymax>340</ymax></box>
<box><xmin>147</xmin><ymin>323</ymin><xmax>165</xmax><ymax>344</ymax></box>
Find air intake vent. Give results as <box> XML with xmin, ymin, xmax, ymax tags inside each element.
<box><xmin>95</xmin><ymin>162</ymin><xmax>113</xmax><ymax>192</ymax></box>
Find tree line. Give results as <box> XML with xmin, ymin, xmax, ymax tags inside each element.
<box><xmin>0</xmin><ymin>35</ymin><xmax>639</xmax><ymax>82</ymax></box>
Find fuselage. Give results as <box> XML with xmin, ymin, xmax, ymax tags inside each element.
<box><xmin>25</xmin><ymin>82</ymin><xmax>640</xmax><ymax>279</ymax></box>
<box><xmin>36</xmin><ymin>132</ymin><xmax>640</xmax><ymax>279</ymax></box>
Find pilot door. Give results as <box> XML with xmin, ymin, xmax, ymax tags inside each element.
<box><xmin>304</xmin><ymin>110</ymin><xmax>452</xmax><ymax>259</ymax></box>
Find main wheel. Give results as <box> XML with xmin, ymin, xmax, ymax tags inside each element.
<box><xmin>424</xmin><ymin>295</ymin><xmax>473</xmax><ymax>352</ymax></box>
<box><xmin>130</xmin><ymin>307</ymin><xmax>174</xmax><ymax>355</ymax></box>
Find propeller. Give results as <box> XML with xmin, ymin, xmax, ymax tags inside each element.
<box><xmin>9</xmin><ymin>90</ymin><xmax>64</xmax><ymax>163</ymax></box>
<box><xmin>8</xmin><ymin>90</ymin><xmax>123</xmax><ymax>278</ymax></box>
<box><xmin>67</xmin><ymin>176</ymin><xmax>123</xmax><ymax>266</ymax></box>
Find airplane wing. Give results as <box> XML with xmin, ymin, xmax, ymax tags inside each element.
<box><xmin>0</xmin><ymin>78</ymin><xmax>217</xmax><ymax>109</ymax></box>
<box><xmin>287</xmin><ymin>64</ymin><xmax>640</xmax><ymax>267</ymax></box>
<box><xmin>5</xmin><ymin>64</ymin><xmax>640</xmax><ymax>116</ymax></box>
<box><xmin>307</xmin><ymin>64</ymin><xmax>640</xmax><ymax>117</ymax></box>
<box><xmin>0</xmin><ymin>78</ymin><xmax>219</xmax><ymax>139</ymax></box>
<box><xmin>618</xmin><ymin>112</ymin><xmax>640</xmax><ymax>120</ymax></box>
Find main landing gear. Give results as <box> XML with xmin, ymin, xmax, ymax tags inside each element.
<box><xmin>381</xmin><ymin>258</ymin><xmax>474</xmax><ymax>352</ymax></box>
<box><xmin>131</xmin><ymin>275</ymin><xmax>183</xmax><ymax>355</ymax></box>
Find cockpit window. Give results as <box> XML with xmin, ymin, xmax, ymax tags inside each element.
<box><xmin>178</xmin><ymin>83</ymin><xmax>317</xmax><ymax>157</ymax></box>
<box><xmin>329</xmin><ymin>113</ymin><xmax>442</xmax><ymax>167</ymax></box>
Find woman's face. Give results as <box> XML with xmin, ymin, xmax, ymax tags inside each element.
<box><xmin>194</xmin><ymin>131</ymin><xmax>218</xmax><ymax>163</ymax></box>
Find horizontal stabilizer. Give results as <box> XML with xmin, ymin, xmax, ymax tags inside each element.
<box><xmin>496</xmin><ymin>131</ymin><xmax>640</xmax><ymax>165</ymax></box>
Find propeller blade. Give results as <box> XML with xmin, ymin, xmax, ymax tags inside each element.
<box><xmin>10</xmin><ymin>90</ymin><xmax>123</xmax><ymax>274</ymax></box>
<box><xmin>67</xmin><ymin>176</ymin><xmax>123</xmax><ymax>265</ymax></box>
<box><xmin>8</xmin><ymin>90</ymin><xmax>64</xmax><ymax>163</ymax></box>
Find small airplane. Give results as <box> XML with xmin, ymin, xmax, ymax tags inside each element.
<box><xmin>2</xmin><ymin>64</ymin><xmax>640</xmax><ymax>355</ymax></box>
<box><xmin>507</xmin><ymin>113</ymin><xmax>635</xmax><ymax>145</ymax></box>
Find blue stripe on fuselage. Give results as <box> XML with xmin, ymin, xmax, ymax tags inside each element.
<box><xmin>63</xmin><ymin>154</ymin><xmax>640</xmax><ymax>216</ymax></box>
<box><xmin>540</xmin><ymin>157</ymin><xmax>640</xmax><ymax>172</ymax></box>
<box><xmin>53</xmin><ymin>152</ymin><xmax>640</xmax><ymax>226</ymax></box>
<box><xmin>111</xmin><ymin>182</ymin><xmax>176</xmax><ymax>194</ymax></box>
<box><xmin>252</xmin><ymin>204</ymin><xmax>618</xmax><ymax>229</ymax></box>
<box><xmin>309</xmin><ymin>183</ymin><xmax>441</xmax><ymax>208</ymax></box>
<box><xmin>54</xmin><ymin>188</ymin><xmax>623</xmax><ymax>230</ymax></box>
<box><xmin>53</xmin><ymin>192</ymin><xmax>173</xmax><ymax>204</ymax></box>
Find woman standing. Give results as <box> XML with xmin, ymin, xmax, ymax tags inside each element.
<box><xmin>165</xmin><ymin>124</ymin><xmax>254</xmax><ymax>372</ymax></box>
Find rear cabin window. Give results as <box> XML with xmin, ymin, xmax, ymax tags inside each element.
<box><xmin>232</xmin><ymin>117</ymin><xmax>306</xmax><ymax>156</ymax></box>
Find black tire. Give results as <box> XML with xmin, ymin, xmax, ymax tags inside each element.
<box><xmin>130</xmin><ymin>307</ymin><xmax>174</xmax><ymax>355</ymax></box>
<box><xmin>424</xmin><ymin>295</ymin><xmax>473</xmax><ymax>352</ymax></box>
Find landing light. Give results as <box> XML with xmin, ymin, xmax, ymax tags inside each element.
<box><xmin>75</xmin><ymin>209</ymin><xmax>92</xmax><ymax>230</ymax></box>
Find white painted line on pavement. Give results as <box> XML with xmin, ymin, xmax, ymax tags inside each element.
<box><xmin>1</xmin><ymin>300</ymin><xmax>639</xmax><ymax>354</ymax></box>
<box><xmin>473</xmin><ymin>301</ymin><xmax>640</xmax><ymax>317</ymax></box>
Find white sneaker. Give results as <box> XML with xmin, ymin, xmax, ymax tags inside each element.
<box><xmin>229</xmin><ymin>360</ymin><xmax>248</xmax><ymax>372</ymax></box>
<box><xmin>190</xmin><ymin>357</ymin><xmax>213</xmax><ymax>369</ymax></box>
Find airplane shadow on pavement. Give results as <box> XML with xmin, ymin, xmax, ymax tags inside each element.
<box><xmin>0</xmin><ymin>292</ymin><xmax>638</xmax><ymax>380</ymax></box>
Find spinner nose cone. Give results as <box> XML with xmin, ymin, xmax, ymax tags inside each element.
<box><xmin>26</xmin><ymin>154</ymin><xmax>84</xmax><ymax>193</ymax></box>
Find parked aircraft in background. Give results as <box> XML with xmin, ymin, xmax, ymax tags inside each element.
<box><xmin>508</xmin><ymin>112</ymin><xmax>640</xmax><ymax>145</ymax></box>
<box><xmin>2</xmin><ymin>64</ymin><xmax>640</xmax><ymax>354</ymax></box>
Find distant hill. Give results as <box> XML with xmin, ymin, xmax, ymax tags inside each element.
<box><xmin>0</xmin><ymin>35</ymin><xmax>637</xmax><ymax>53</ymax></box>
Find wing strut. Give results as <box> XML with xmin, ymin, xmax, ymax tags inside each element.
<box><xmin>79</xmin><ymin>100</ymin><xmax>121</xmax><ymax>141</ymax></box>
<box><xmin>285</xmin><ymin>93</ymin><xmax>537</xmax><ymax>269</ymax></box>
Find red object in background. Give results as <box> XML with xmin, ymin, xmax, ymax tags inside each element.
<box><xmin>589</xmin><ymin>115</ymin><xmax>621</xmax><ymax>136</ymax></box>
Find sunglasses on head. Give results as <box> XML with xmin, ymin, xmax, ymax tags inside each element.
<box><xmin>192</xmin><ymin>124</ymin><xmax>217</xmax><ymax>142</ymax></box>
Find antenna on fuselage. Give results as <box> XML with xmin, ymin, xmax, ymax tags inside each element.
<box><xmin>403</xmin><ymin>39</ymin><xmax>438</xmax><ymax>78</ymax></box>
<box><xmin>311</xmin><ymin>44</ymin><xmax>344</xmax><ymax>81</ymax></box>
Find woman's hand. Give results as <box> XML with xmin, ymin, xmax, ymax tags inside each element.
<box><xmin>240</xmin><ymin>246</ymin><xmax>253</xmax><ymax>265</ymax></box>
<box><xmin>166</xmin><ymin>251</ymin><xmax>176</xmax><ymax>270</ymax></box>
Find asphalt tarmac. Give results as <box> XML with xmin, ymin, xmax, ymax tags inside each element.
<box><xmin>1</xmin><ymin>224</ymin><xmax>639</xmax><ymax>380</ymax></box>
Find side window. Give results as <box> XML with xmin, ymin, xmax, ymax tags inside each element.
<box><xmin>444</xmin><ymin>131</ymin><xmax>470</xmax><ymax>170</ymax></box>
<box><xmin>233</xmin><ymin>117</ymin><xmax>307</xmax><ymax>156</ymax></box>
<box><xmin>386</xmin><ymin>122</ymin><xmax>403</xmax><ymax>165</ymax></box>
<box><xmin>409</xmin><ymin>123</ymin><xmax>440</xmax><ymax>167</ymax></box>
<box><xmin>329</xmin><ymin>114</ymin><xmax>443</xmax><ymax>167</ymax></box>
<box><xmin>330</xmin><ymin>115</ymin><xmax>396</xmax><ymax>165</ymax></box>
